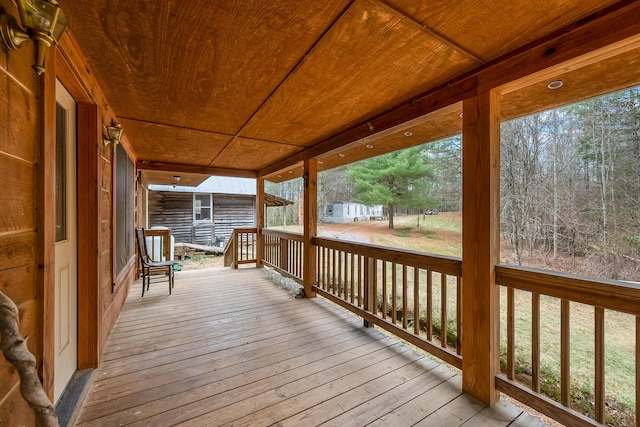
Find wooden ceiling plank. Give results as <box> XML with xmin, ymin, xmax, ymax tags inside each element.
<box><xmin>258</xmin><ymin>76</ymin><xmax>475</xmax><ymax>178</ymax></box>
<box><xmin>136</xmin><ymin>161</ymin><xmax>257</xmax><ymax>179</ymax></box>
<box><xmin>242</xmin><ymin>0</ymin><xmax>477</xmax><ymax>145</ymax></box>
<box><xmin>376</xmin><ymin>0</ymin><xmax>486</xmax><ymax>65</ymax></box>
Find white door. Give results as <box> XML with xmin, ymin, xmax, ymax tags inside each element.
<box><xmin>54</xmin><ymin>80</ymin><xmax>78</xmax><ymax>403</ymax></box>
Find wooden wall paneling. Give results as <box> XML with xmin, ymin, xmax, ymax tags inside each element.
<box><xmin>0</xmin><ymin>71</ymin><xmax>37</xmax><ymax>162</ymax></box>
<box><xmin>213</xmin><ymin>195</ymin><xmax>255</xmax><ymax>243</ymax></box>
<box><xmin>38</xmin><ymin>46</ymin><xmax>57</xmax><ymax>401</ymax></box>
<box><xmin>461</xmin><ymin>91</ymin><xmax>501</xmax><ymax>405</ymax></box>
<box><xmin>0</xmin><ymin>230</ymin><xmax>37</xmax><ymax>266</ymax></box>
<box><xmin>303</xmin><ymin>158</ymin><xmax>317</xmax><ymax>298</ymax></box>
<box><xmin>76</xmin><ymin>102</ymin><xmax>99</xmax><ymax>368</ymax></box>
<box><xmin>100</xmin><ymin>260</ymin><xmax>135</xmax><ymax>352</ymax></box>
<box><xmin>148</xmin><ymin>191</ymin><xmax>193</xmax><ymax>243</ymax></box>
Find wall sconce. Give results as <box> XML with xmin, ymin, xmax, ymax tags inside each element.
<box><xmin>0</xmin><ymin>0</ymin><xmax>68</xmax><ymax>75</ymax></box>
<box><xmin>103</xmin><ymin>119</ymin><xmax>123</xmax><ymax>151</ymax></box>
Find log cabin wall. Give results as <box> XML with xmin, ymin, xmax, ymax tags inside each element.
<box><xmin>148</xmin><ymin>191</ymin><xmax>194</xmax><ymax>243</ymax></box>
<box><xmin>148</xmin><ymin>191</ymin><xmax>256</xmax><ymax>245</ymax></box>
<box><xmin>213</xmin><ymin>194</ymin><xmax>255</xmax><ymax>244</ymax></box>
<box><xmin>0</xmin><ymin>0</ymin><xmax>41</xmax><ymax>422</ymax></box>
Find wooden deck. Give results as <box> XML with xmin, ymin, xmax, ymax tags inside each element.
<box><xmin>74</xmin><ymin>268</ymin><xmax>547</xmax><ymax>427</ymax></box>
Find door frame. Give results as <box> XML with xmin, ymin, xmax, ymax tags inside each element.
<box><xmin>37</xmin><ymin>45</ymin><xmax>102</xmax><ymax>400</ymax></box>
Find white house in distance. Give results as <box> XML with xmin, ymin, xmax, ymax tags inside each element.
<box><xmin>322</xmin><ymin>202</ymin><xmax>384</xmax><ymax>223</ymax></box>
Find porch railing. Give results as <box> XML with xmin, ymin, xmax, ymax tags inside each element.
<box><xmin>312</xmin><ymin>236</ymin><xmax>463</xmax><ymax>369</ymax></box>
<box><xmin>224</xmin><ymin>226</ymin><xmax>639</xmax><ymax>426</ymax></box>
<box><xmin>496</xmin><ymin>265</ymin><xmax>640</xmax><ymax>427</ymax></box>
<box><xmin>261</xmin><ymin>229</ymin><xmax>304</xmax><ymax>283</ymax></box>
<box><xmin>223</xmin><ymin>227</ymin><xmax>257</xmax><ymax>268</ymax></box>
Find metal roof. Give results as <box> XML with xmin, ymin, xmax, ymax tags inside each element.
<box><xmin>149</xmin><ymin>176</ymin><xmax>256</xmax><ymax>195</ymax></box>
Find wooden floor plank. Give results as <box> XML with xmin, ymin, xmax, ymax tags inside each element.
<box><xmin>296</xmin><ymin>366</ymin><xmax>454</xmax><ymax>427</ymax></box>
<box><xmin>225</xmin><ymin>352</ymin><xmax>437</xmax><ymax>426</ymax></box>
<box><xmin>78</xmin><ymin>327</ymin><xmax>368</xmax><ymax>424</ymax></box>
<box><xmin>412</xmin><ymin>393</ymin><xmax>486</xmax><ymax>427</ymax></box>
<box><xmin>365</xmin><ymin>376</ymin><xmax>462</xmax><ymax>426</ymax></box>
<box><xmin>74</xmin><ymin>268</ymin><xmax>540</xmax><ymax>427</ymax></box>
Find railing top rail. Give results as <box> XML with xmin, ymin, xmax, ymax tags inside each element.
<box><xmin>233</xmin><ymin>227</ymin><xmax>258</xmax><ymax>233</ymax></box>
<box><xmin>144</xmin><ymin>229</ymin><xmax>170</xmax><ymax>237</ymax></box>
<box><xmin>261</xmin><ymin>228</ymin><xmax>304</xmax><ymax>241</ymax></box>
<box><xmin>496</xmin><ymin>264</ymin><xmax>640</xmax><ymax>316</ymax></box>
<box><xmin>313</xmin><ymin>236</ymin><xmax>462</xmax><ymax>277</ymax></box>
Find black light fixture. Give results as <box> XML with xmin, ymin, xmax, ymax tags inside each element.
<box><xmin>0</xmin><ymin>0</ymin><xmax>68</xmax><ymax>75</ymax></box>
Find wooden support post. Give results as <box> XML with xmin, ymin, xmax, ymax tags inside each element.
<box><xmin>461</xmin><ymin>90</ymin><xmax>501</xmax><ymax>406</ymax></box>
<box><xmin>38</xmin><ymin>50</ymin><xmax>57</xmax><ymax>400</ymax></box>
<box><xmin>303</xmin><ymin>159</ymin><xmax>317</xmax><ymax>298</ymax></box>
<box><xmin>256</xmin><ymin>178</ymin><xmax>265</xmax><ymax>268</ymax></box>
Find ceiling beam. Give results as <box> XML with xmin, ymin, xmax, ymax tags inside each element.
<box><xmin>136</xmin><ymin>161</ymin><xmax>258</xmax><ymax>179</ymax></box>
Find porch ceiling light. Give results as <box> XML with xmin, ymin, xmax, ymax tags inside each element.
<box><xmin>547</xmin><ymin>80</ymin><xmax>563</xmax><ymax>90</ymax></box>
<box><xmin>0</xmin><ymin>0</ymin><xmax>68</xmax><ymax>75</ymax></box>
<box><xmin>103</xmin><ymin>119</ymin><xmax>123</xmax><ymax>150</ymax></box>
<box><xmin>404</xmin><ymin>131</ymin><xmax>413</xmax><ymax>137</ymax></box>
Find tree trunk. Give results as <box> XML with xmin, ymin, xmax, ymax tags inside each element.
<box><xmin>388</xmin><ymin>204</ymin><xmax>395</xmax><ymax>229</ymax></box>
<box><xmin>0</xmin><ymin>291</ymin><xmax>59</xmax><ymax>427</ymax></box>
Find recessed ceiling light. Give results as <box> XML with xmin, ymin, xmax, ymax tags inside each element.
<box><xmin>318</xmin><ymin>161</ymin><xmax>324</xmax><ymax>164</ymax></box>
<box><xmin>365</xmin><ymin>144</ymin><xmax>374</xmax><ymax>149</ymax></box>
<box><xmin>459</xmin><ymin>112</ymin><xmax>464</xmax><ymax>118</ymax></box>
<box><xmin>339</xmin><ymin>153</ymin><xmax>346</xmax><ymax>158</ymax></box>
<box><xmin>404</xmin><ymin>131</ymin><xmax>413</xmax><ymax>137</ymax></box>
<box><xmin>547</xmin><ymin>80</ymin><xmax>563</xmax><ymax>90</ymax></box>
<box><xmin>288</xmin><ymin>170</ymin><xmax>293</xmax><ymax>174</ymax></box>
<box><xmin>277</xmin><ymin>175</ymin><xmax>282</xmax><ymax>178</ymax></box>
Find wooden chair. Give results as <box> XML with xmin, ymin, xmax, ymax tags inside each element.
<box><xmin>135</xmin><ymin>228</ymin><xmax>175</xmax><ymax>296</ymax></box>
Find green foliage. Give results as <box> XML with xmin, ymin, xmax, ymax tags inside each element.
<box><xmin>347</xmin><ymin>146</ymin><xmax>437</xmax><ymax>228</ymax></box>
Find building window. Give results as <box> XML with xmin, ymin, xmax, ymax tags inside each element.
<box><xmin>194</xmin><ymin>193</ymin><xmax>212</xmax><ymax>221</ymax></box>
<box><xmin>115</xmin><ymin>143</ymin><xmax>135</xmax><ymax>275</ymax></box>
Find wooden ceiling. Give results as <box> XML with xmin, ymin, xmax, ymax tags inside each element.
<box><xmin>58</xmin><ymin>0</ymin><xmax>635</xmax><ymax>184</ymax></box>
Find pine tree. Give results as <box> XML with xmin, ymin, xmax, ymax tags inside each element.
<box><xmin>347</xmin><ymin>146</ymin><xmax>435</xmax><ymax>228</ymax></box>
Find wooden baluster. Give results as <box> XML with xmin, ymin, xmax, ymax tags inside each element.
<box><xmin>561</xmin><ymin>299</ymin><xmax>570</xmax><ymax>406</ymax></box>
<box><xmin>427</xmin><ymin>269</ymin><xmax>433</xmax><ymax>341</ymax></box>
<box><xmin>507</xmin><ymin>287</ymin><xmax>515</xmax><ymax>380</ymax></box>
<box><xmin>414</xmin><ymin>267</ymin><xmax>420</xmax><ymax>335</ymax></box>
<box><xmin>402</xmin><ymin>265</ymin><xmax>408</xmax><ymax>329</ymax></box>
<box><xmin>350</xmin><ymin>252</ymin><xmax>355</xmax><ymax>303</ymax></box>
<box><xmin>381</xmin><ymin>261</ymin><xmax>387</xmax><ymax>320</ymax></box>
<box><xmin>636</xmin><ymin>315</ymin><xmax>639</xmax><ymax>427</ymax></box>
<box><xmin>331</xmin><ymin>248</ymin><xmax>336</xmax><ymax>294</ymax></box>
<box><xmin>358</xmin><ymin>255</ymin><xmax>363</xmax><ymax>307</ymax></box>
<box><xmin>595</xmin><ymin>306</ymin><xmax>605</xmax><ymax>424</ymax></box>
<box><xmin>337</xmin><ymin>250</ymin><xmax>343</xmax><ymax>298</ymax></box>
<box><xmin>532</xmin><ymin>292</ymin><xmax>540</xmax><ymax>393</ymax></box>
<box><xmin>391</xmin><ymin>262</ymin><xmax>397</xmax><ymax>324</ymax></box>
<box><xmin>441</xmin><ymin>273</ymin><xmax>448</xmax><ymax>348</ymax></box>
<box><xmin>456</xmin><ymin>276</ymin><xmax>462</xmax><ymax>354</ymax></box>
